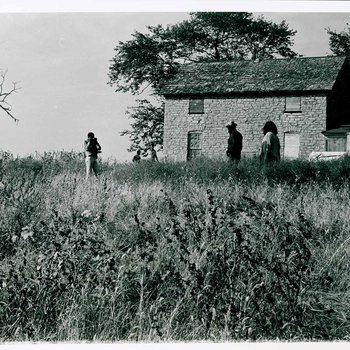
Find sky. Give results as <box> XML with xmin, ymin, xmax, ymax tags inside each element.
<box><xmin>1</xmin><ymin>1</ymin><xmax>350</xmax><ymax>162</ymax></box>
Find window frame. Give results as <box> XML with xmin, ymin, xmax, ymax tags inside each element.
<box><xmin>325</xmin><ymin>136</ymin><xmax>347</xmax><ymax>152</ymax></box>
<box><xmin>187</xmin><ymin>131</ymin><xmax>203</xmax><ymax>160</ymax></box>
<box><xmin>189</xmin><ymin>97</ymin><xmax>204</xmax><ymax>114</ymax></box>
<box><xmin>284</xmin><ymin>96</ymin><xmax>301</xmax><ymax>113</ymax></box>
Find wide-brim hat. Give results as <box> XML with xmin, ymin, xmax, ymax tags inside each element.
<box><xmin>226</xmin><ymin>121</ymin><xmax>237</xmax><ymax>128</ymax></box>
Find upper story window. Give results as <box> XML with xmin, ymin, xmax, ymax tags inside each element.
<box><xmin>189</xmin><ymin>98</ymin><xmax>204</xmax><ymax>114</ymax></box>
<box><xmin>285</xmin><ymin>96</ymin><xmax>301</xmax><ymax>113</ymax></box>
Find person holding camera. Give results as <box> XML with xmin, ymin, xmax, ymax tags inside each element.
<box><xmin>84</xmin><ymin>132</ymin><xmax>102</xmax><ymax>179</ymax></box>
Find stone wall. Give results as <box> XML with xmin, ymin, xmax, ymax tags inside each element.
<box><xmin>163</xmin><ymin>94</ymin><xmax>328</xmax><ymax>161</ymax></box>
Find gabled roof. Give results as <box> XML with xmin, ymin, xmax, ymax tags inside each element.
<box><xmin>160</xmin><ymin>56</ymin><xmax>347</xmax><ymax>96</ymax></box>
<box><xmin>323</xmin><ymin>124</ymin><xmax>350</xmax><ymax>136</ymax></box>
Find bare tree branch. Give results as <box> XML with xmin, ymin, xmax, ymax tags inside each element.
<box><xmin>0</xmin><ymin>69</ymin><xmax>20</xmax><ymax>123</ymax></box>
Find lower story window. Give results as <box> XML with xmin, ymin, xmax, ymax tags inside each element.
<box><xmin>187</xmin><ymin>131</ymin><xmax>202</xmax><ymax>160</ymax></box>
<box><xmin>326</xmin><ymin>137</ymin><xmax>346</xmax><ymax>152</ymax></box>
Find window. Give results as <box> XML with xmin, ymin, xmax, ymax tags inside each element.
<box><xmin>326</xmin><ymin>137</ymin><xmax>346</xmax><ymax>152</ymax></box>
<box><xmin>187</xmin><ymin>131</ymin><xmax>202</xmax><ymax>160</ymax></box>
<box><xmin>284</xmin><ymin>133</ymin><xmax>300</xmax><ymax>159</ymax></box>
<box><xmin>285</xmin><ymin>96</ymin><xmax>301</xmax><ymax>112</ymax></box>
<box><xmin>189</xmin><ymin>98</ymin><xmax>204</xmax><ymax>114</ymax></box>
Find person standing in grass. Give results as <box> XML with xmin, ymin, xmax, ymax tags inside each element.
<box><xmin>226</xmin><ymin>121</ymin><xmax>243</xmax><ymax>163</ymax></box>
<box><xmin>84</xmin><ymin>132</ymin><xmax>101</xmax><ymax>179</ymax></box>
<box><xmin>132</xmin><ymin>149</ymin><xmax>141</xmax><ymax>163</ymax></box>
<box><xmin>150</xmin><ymin>143</ymin><xmax>158</xmax><ymax>162</ymax></box>
<box><xmin>260</xmin><ymin>121</ymin><xmax>281</xmax><ymax>163</ymax></box>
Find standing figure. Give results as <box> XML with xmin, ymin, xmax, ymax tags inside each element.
<box><xmin>132</xmin><ymin>150</ymin><xmax>141</xmax><ymax>163</ymax></box>
<box><xmin>226</xmin><ymin>121</ymin><xmax>243</xmax><ymax>163</ymax></box>
<box><xmin>84</xmin><ymin>132</ymin><xmax>101</xmax><ymax>179</ymax></box>
<box><xmin>150</xmin><ymin>143</ymin><xmax>158</xmax><ymax>162</ymax></box>
<box><xmin>260</xmin><ymin>121</ymin><xmax>281</xmax><ymax>163</ymax></box>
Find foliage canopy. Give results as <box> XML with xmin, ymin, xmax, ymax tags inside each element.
<box><xmin>327</xmin><ymin>24</ymin><xmax>350</xmax><ymax>56</ymax></box>
<box><xmin>120</xmin><ymin>99</ymin><xmax>164</xmax><ymax>155</ymax></box>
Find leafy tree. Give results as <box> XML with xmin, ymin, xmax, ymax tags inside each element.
<box><xmin>239</xmin><ymin>15</ymin><xmax>298</xmax><ymax>60</ymax></box>
<box><xmin>108</xmin><ymin>25</ymin><xmax>181</xmax><ymax>95</ymax></box>
<box><xmin>171</xmin><ymin>12</ymin><xmax>297</xmax><ymax>62</ymax></box>
<box><xmin>109</xmin><ymin>12</ymin><xmax>298</xmax><ymax>155</ymax></box>
<box><xmin>0</xmin><ymin>69</ymin><xmax>19</xmax><ymax>122</ymax></box>
<box><xmin>121</xmin><ymin>99</ymin><xmax>164</xmax><ymax>155</ymax></box>
<box><xmin>327</xmin><ymin>24</ymin><xmax>350</xmax><ymax>56</ymax></box>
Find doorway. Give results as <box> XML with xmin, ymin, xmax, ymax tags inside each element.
<box><xmin>284</xmin><ymin>133</ymin><xmax>300</xmax><ymax>159</ymax></box>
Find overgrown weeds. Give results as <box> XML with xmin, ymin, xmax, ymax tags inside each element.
<box><xmin>1</xmin><ymin>151</ymin><xmax>350</xmax><ymax>340</ymax></box>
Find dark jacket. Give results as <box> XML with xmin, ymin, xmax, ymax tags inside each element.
<box><xmin>227</xmin><ymin>129</ymin><xmax>243</xmax><ymax>160</ymax></box>
<box><xmin>84</xmin><ymin>138</ymin><xmax>101</xmax><ymax>158</ymax></box>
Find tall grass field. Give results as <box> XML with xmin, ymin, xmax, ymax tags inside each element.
<box><xmin>1</xmin><ymin>150</ymin><xmax>350</xmax><ymax>341</ymax></box>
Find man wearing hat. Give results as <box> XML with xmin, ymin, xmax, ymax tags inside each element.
<box><xmin>226</xmin><ymin>121</ymin><xmax>243</xmax><ymax>163</ymax></box>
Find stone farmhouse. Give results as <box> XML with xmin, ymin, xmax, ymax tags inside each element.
<box><xmin>159</xmin><ymin>56</ymin><xmax>350</xmax><ymax>161</ymax></box>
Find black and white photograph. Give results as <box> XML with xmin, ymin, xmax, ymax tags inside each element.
<box><xmin>2</xmin><ymin>0</ymin><xmax>350</xmax><ymax>345</ymax></box>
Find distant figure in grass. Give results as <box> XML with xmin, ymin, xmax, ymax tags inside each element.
<box><xmin>132</xmin><ymin>149</ymin><xmax>141</xmax><ymax>163</ymax></box>
<box><xmin>84</xmin><ymin>132</ymin><xmax>101</xmax><ymax>179</ymax></box>
<box><xmin>260</xmin><ymin>121</ymin><xmax>281</xmax><ymax>163</ymax></box>
<box><xmin>150</xmin><ymin>143</ymin><xmax>158</xmax><ymax>162</ymax></box>
<box><xmin>226</xmin><ymin>121</ymin><xmax>243</xmax><ymax>163</ymax></box>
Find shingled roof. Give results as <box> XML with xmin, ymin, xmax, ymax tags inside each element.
<box><xmin>160</xmin><ymin>56</ymin><xmax>347</xmax><ymax>96</ymax></box>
